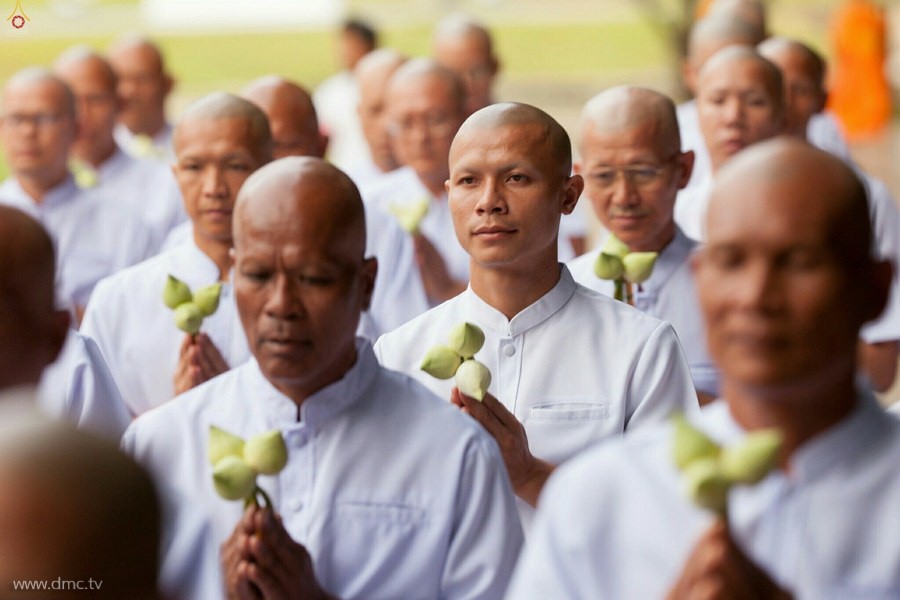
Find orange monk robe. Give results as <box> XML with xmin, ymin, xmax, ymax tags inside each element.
<box><xmin>828</xmin><ymin>0</ymin><xmax>892</xmax><ymax>140</ymax></box>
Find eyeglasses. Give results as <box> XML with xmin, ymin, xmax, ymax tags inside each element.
<box><xmin>388</xmin><ymin>113</ymin><xmax>457</xmax><ymax>139</ymax></box>
<box><xmin>588</xmin><ymin>155</ymin><xmax>679</xmax><ymax>189</ymax></box>
<box><xmin>2</xmin><ymin>113</ymin><xmax>68</xmax><ymax>130</ymax></box>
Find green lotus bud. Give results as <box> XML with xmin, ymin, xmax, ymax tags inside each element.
<box><xmin>174</xmin><ymin>302</ymin><xmax>204</xmax><ymax>334</ymax></box>
<box><xmin>672</xmin><ymin>414</ymin><xmax>721</xmax><ymax>471</ymax></box>
<box><xmin>163</xmin><ymin>274</ymin><xmax>193</xmax><ymax>310</ymax></box>
<box><xmin>447</xmin><ymin>322</ymin><xmax>485</xmax><ymax>359</ymax></box>
<box><xmin>208</xmin><ymin>425</ymin><xmax>245</xmax><ymax>465</ymax></box>
<box><xmin>212</xmin><ymin>455</ymin><xmax>257</xmax><ymax>501</ymax></box>
<box><xmin>720</xmin><ymin>430</ymin><xmax>782</xmax><ymax>485</ymax></box>
<box><xmin>193</xmin><ymin>282</ymin><xmax>223</xmax><ymax>317</ymax></box>
<box><xmin>70</xmin><ymin>159</ymin><xmax>99</xmax><ymax>189</ymax></box>
<box><xmin>622</xmin><ymin>251</ymin><xmax>658</xmax><ymax>284</ymax></box>
<box><xmin>593</xmin><ymin>252</ymin><xmax>624</xmax><ymax>280</ymax></box>
<box><xmin>601</xmin><ymin>233</ymin><xmax>630</xmax><ymax>259</ymax></box>
<box><xmin>420</xmin><ymin>345</ymin><xmax>464</xmax><ymax>379</ymax></box>
<box><xmin>243</xmin><ymin>430</ymin><xmax>289</xmax><ymax>475</ymax></box>
<box><xmin>388</xmin><ymin>198</ymin><xmax>430</xmax><ymax>234</ymax></box>
<box><xmin>456</xmin><ymin>359</ymin><xmax>491</xmax><ymax>401</ymax></box>
<box><xmin>682</xmin><ymin>457</ymin><xmax>730</xmax><ymax>515</ymax></box>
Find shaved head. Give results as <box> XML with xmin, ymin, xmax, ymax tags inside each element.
<box><xmin>0</xmin><ymin>207</ymin><xmax>67</xmax><ymax>389</ymax></box>
<box><xmin>175</xmin><ymin>92</ymin><xmax>272</xmax><ymax>162</ymax></box>
<box><xmin>684</xmin><ymin>14</ymin><xmax>764</xmax><ymax>94</ymax></box>
<box><xmin>387</xmin><ymin>58</ymin><xmax>466</xmax><ymax>115</ymax></box>
<box><xmin>708</xmin><ymin>0</ymin><xmax>767</xmax><ymax>37</ymax></box>
<box><xmin>432</xmin><ymin>15</ymin><xmax>498</xmax><ymax>115</ymax></box>
<box><xmin>455</xmin><ymin>102</ymin><xmax>573</xmax><ymax>179</ymax></box>
<box><xmin>108</xmin><ymin>36</ymin><xmax>166</xmax><ymax>74</ymax></box>
<box><xmin>2</xmin><ymin>67</ymin><xmax>75</xmax><ymax>118</ymax></box>
<box><xmin>0</xmin><ymin>411</ymin><xmax>160</xmax><ymax>598</ymax></box>
<box><xmin>241</xmin><ymin>76</ymin><xmax>323</xmax><ymax>159</ymax></box>
<box><xmin>699</xmin><ymin>45</ymin><xmax>783</xmax><ymax>113</ymax></box>
<box><xmin>234</xmin><ymin>157</ymin><xmax>366</xmax><ymax>257</ymax></box>
<box><xmin>54</xmin><ymin>46</ymin><xmax>118</xmax><ymax>92</ymax></box>
<box><xmin>356</xmin><ymin>47</ymin><xmax>407</xmax><ymax>90</ymax></box>
<box><xmin>107</xmin><ymin>36</ymin><xmax>172</xmax><ymax>136</ymax></box>
<box><xmin>581</xmin><ymin>86</ymin><xmax>681</xmax><ymax>156</ymax></box>
<box><xmin>356</xmin><ymin>48</ymin><xmax>407</xmax><ymax>171</ymax></box>
<box><xmin>758</xmin><ymin>37</ymin><xmax>825</xmax><ymax>87</ymax></box>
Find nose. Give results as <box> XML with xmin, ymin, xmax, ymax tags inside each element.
<box><xmin>734</xmin><ymin>260</ymin><xmax>783</xmax><ymax>314</ymax></box>
<box><xmin>474</xmin><ymin>177</ymin><xmax>508</xmax><ymax>216</ymax></box>
<box><xmin>264</xmin><ymin>273</ymin><xmax>304</xmax><ymax>321</ymax></box>
<box><xmin>723</xmin><ymin>97</ymin><xmax>745</xmax><ymax>126</ymax></box>
<box><xmin>609</xmin><ymin>170</ymin><xmax>640</xmax><ymax>208</ymax></box>
<box><xmin>201</xmin><ymin>166</ymin><xmax>228</xmax><ymax>198</ymax></box>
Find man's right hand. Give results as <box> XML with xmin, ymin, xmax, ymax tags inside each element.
<box><xmin>412</xmin><ymin>233</ymin><xmax>466</xmax><ymax>303</ymax></box>
<box><xmin>173</xmin><ymin>333</ymin><xmax>229</xmax><ymax>395</ymax></box>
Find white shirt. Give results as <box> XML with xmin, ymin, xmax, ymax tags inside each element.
<box><xmin>507</xmin><ymin>392</ymin><xmax>900</xmax><ymax>600</ymax></box>
<box><xmin>344</xmin><ymin>158</ymin><xmax>388</xmax><ymax>190</ymax></box>
<box><xmin>86</xmin><ymin>146</ymin><xmax>187</xmax><ymax>252</ymax></box>
<box><xmin>114</xmin><ymin>122</ymin><xmax>174</xmax><ymax>161</ymax></box>
<box><xmin>80</xmin><ymin>239</ymin><xmax>250</xmax><ymax>416</ymax></box>
<box><xmin>860</xmin><ymin>174</ymin><xmax>900</xmax><ymax>344</ymax></box>
<box><xmin>363</xmin><ymin>166</ymin><xmax>471</xmax><ymax>288</ymax></box>
<box><xmin>313</xmin><ymin>70</ymin><xmax>370</xmax><ymax>172</ymax></box>
<box><xmin>122</xmin><ymin>341</ymin><xmax>524</xmax><ymax>599</ymax></box>
<box><xmin>37</xmin><ymin>329</ymin><xmax>131</xmax><ymax>441</ymax></box>
<box><xmin>568</xmin><ymin>228</ymin><xmax>719</xmax><ymax>395</ymax></box>
<box><xmin>0</xmin><ymin>176</ymin><xmax>154</xmax><ymax>310</ymax></box>
<box><xmin>808</xmin><ymin>111</ymin><xmax>852</xmax><ymax>163</ymax></box>
<box><xmin>374</xmin><ymin>266</ymin><xmax>699</xmax><ymax>523</ymax></box>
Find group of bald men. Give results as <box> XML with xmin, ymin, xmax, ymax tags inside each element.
<box><xmin>1</xmin><ymin>0</ymin><xmax>900</xmax><ymax>598</ymax></box>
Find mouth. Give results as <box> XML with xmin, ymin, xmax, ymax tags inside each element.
<box><xmin>474</xmin><ymin>225</ymin><xmax>516</xmax><ymax>235</ymax></box>
<box><xmin>720</xmin><ymin>138</ymin><xmax>746</xmax><ymax>155</ymax></box>
<box><xmin>202</xmin><ymin>209</ymin><xmax>232</xmax><ymax>221</ymax></box>
<box><xmin>259</xmin><ymin>336</ymin><xmax>311</xmax><ymax>354</ymax></box>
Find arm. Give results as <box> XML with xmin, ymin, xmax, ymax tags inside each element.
<box><xmin>452</xmin><ymin>388</ymin><xmax>554</xmax><ymax>507</ymax></box>
<box><xmin>413</xmin><ymin>234</ymin><xmax>467</xmax><ymax>304</ymax></box>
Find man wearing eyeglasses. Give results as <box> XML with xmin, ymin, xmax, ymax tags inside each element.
<box><xmin>362</xmin><ymin>58</ymin><xmax>470</xmax><ymax>305</ymax></box>
<box><xmin>0</xmin><ymin>68</ymin><xmax>153</xmax><ymax>319</ymax></box>
<box><xmin>569</xmin><ymin>86</ymin><xmax>718</xmax><ymax>404</ymax></box>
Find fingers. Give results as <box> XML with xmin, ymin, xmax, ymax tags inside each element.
<box><xmin>480</xmin><ymin>392</ymin><xmax>523</xmax><ymax>431</ymax></box>
<box><xmin>195</xmin><ymin>334</ymin><xmax>229</xmax><ymax>380</ymax></box>
<box><xmin>455</xmin><ymin>387</ymin><xmax>507</xmax><ymax>440</ymax></box>
<box><xmin>243</xmin><ymin>508</ymin><xmax>322</xmax><ymax>599</ymax></box>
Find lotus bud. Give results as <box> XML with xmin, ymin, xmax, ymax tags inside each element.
<box><xmin>193</xmin><ymin>282</ymin><xmax>223</xmax><ymax>317</ymax></box>
<box><xmin>71</xmin><ymin>159</ymin><xmax>99</xmax><ymax>189</ymax></box>
<box><xmin>456</xmin><ymin>359</ymin><xmax>491</xmax><ymax>401</ymax></box>
<box><xmin>622</xmin><ymin>252</ymin><xmax>658</xmax><ymax>284</ymax></box>
<box><xmin>672</xmin><ymin>415</ymin><xmax>721</xmax><ymax>470</ymax></box>
<box><xmin>212</xmin><ymin>455</ymin><xmax>257</xmax><ymax>501</ymax></box>
<box><xmin>593</xmin><ymin>252</ymin><xmax>624</xmax><ymax>280</ymax></box>
<box><xmin>682</xmin><ymin>457</ymin><xmax>730</xmax><ymax>515</ymax></box>
<box><xmin>208</xmin><ymin>425</ymin><xmax>245</xmax><ymax>465</ymax></box>
<box><xmin>174</xmin><ymin>302</ymin><xmax>204</xmax><ymax>334</ymax></box>
<box><xmin>243</xmin><ymin>430</ymin><xmax>289</xmax><ymax>475</ymax></box>
<box><xmin>601</xmin><ymin>233</ymin><xmax>630</xmax><ymax>259</ymax></box>
<box><xmin>389</xmin><ymin>198</ymin><xmax>430</xmax><ymax>234</ymax></box>
<box><xmin>720</xmin><ymin>430</ymin><xmax>782</xmax><ymax>485</ymax></box>
<box><xmin>163</xmin><ymin>274</ymin><xmax>193</xmax><ymax>309</ymax></box>
<box><xmin>447</xmin><ymin>322</ymin><xmax>486</xmax><ymax>359</ymax></box>
<box><xmin>420</xmin><ymin>345</ymin><xmax>464</xmax><ymax>379</ymax></box>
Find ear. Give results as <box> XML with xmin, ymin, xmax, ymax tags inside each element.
<box><xmin>317</xmin><ymin>131</ymin><xmax>330</xmax><ymax>159</ymax></box>
<box><xmin>681</xmin><ymin>59</ymin><xmax>697</xmax><ymax>97</ymax></box>
<box><xmin>489</xmin><ymin>54</ymin><xmax>500</xmax><ymax>78</ymax></box>
<box><xmin>163</xmin><ymin>74</ymin><xmax>175</xmax><ymax>98</ymax></box>
<box><xmin>861</xmin><ymin>258</ymin><xmax>893</xmax><ymax>325</ymax></box>
<box><xmin>229</xmin><ymin>247</ymin><xmax>237</xmax><ymax>270</ymax></box>
<box><xmin>560</xmin><ymin>173</ymin><xmax>584</xmax><ymax>216</ymax></box>
<box><xmin>676</xmin><ymin>150</ymin><xmax>695</xmax><ymax>190</ymax></box>
<box><xmin>360</xmin><ymin>256</ymin><xmax>378</xmax><ymax>311</ymax></box>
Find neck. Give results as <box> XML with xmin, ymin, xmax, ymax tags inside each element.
<box><xmin>417</xmin><ymin>170</ymin><xmax>448</xmax><ymax>199</ymax></box>
<box><xmin>470</xmin><ymin>254</ymin><xmax>561</xmax><ymax>320</ymax></box>
<box><xmin>724</xmin><ymin>363</ymin><xmax>858</xmax><ymax>470</ymax></box>
<box><xmin>628</xmin><ymin>226</ymin><xmax>676</xmax><ymax>254</ymax></box>
<box><xmin>129</xmin><ymin>114</ymin><xmax>167</xmax><ymax>138</ymax></box>
<box><xmin>16</xmin><ymin>170</ymin><xmax>68</xmax><ymax>204</ymax></box>
<box><xmin>192</xmin><ymin>231</ymin><xmax>233</xmax><ymax>281</ymax></box>
<box><xmin>272</xmin><ymin>346</ymin><xmax>359</xmax><ymax>413</ymax></box>
<box><xmin>78</xmin><ymin>139</ymin><xmax>118</xmax><ymax>169</ymax></box>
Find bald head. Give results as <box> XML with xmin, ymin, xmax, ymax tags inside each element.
<box><xmin>54</xmin><ymin>46</ymin><xmax>118</xmax><ymax>92</ymax></box>
<box><xmin>0</xmin><ymin>206</ymin><xmax>67</xmax><ymax>389</ymax></box>
<box><xmin>699</xmin><ymin>45</ymin><xmax>783</xmax><ymax>110</ymax></box>
<box><xmin>581</xmin><ymin>86</ymin><xmax>681</xmax><ymax>155</ymax></box>
<box><xmin>685</xmin><ymin>14</ymin><xmax>765</xmax><ymax>94</ymax></box>
<box><xmin>107</xmin><ymin>36</ymin><xmax>172</xmax><ymax>136</ymax></box>
<box><xmin>235</xmin><ymin>157</ymin><xmax>366</xmax><ymax>257</ymax></box>
<box><xmin>387</xmin><ymin>58</ymin><xmax>466</xmax><ymax>116</ymax></box>
<box><xmin>758</xmin><ymin>37</ymin><xmax>827</xmax><ymax>137</ymax></box>
<box><xmin>2</xmin><ymin>67</ymin><xmax>75</xmax><ymax>118</ymax></box>
<box><xmin>108</xmin><ymin>36</ymin><xmax>166</xmax><ymax>74</ymax></box>
<box><xmin>175</xmin><ymin>92</ymin><xmax>272</xmax><ymax>162</ymax></box>
<box><xmin>708</xmin><ymin>0</ymin><xmax>767</xmax><ymax>37</ymax></box>
<box><xmin>455</xmin><ymin>102</ymin><xmax>572</xmax><ymax>179</ymax></box>
<box><xmin>0</xmin><ymin>411</ymin><xmax>160</xmax><ymax>599</ymax></box>
<box><xmin>241</xmin><ymin>76</ymin><xmax>324</xmax><ymax>159</ymax></box>
<box><xmin>432</xmin><ymin>15</ymin><xmax>498</xmax><ymax>115</ymax></box>
<box><xmin>356</xmin><ymin>49</ymin><xmax>407</xmax><ymax>172</ymax></box>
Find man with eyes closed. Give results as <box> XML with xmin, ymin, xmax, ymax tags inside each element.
<box><xmin>80</xmin><ymin>93</ymin><xmax>271</xmax><ymax>416</ymax></box>
<box><xmin>375</xmin><ymin>102</ymin><xmax>698</xmax><ymax>525</ymax></box>
<box><xmin>568</xmin><ymin>86</ymin><xmax>719</xmax><ymax>405</ymax></box>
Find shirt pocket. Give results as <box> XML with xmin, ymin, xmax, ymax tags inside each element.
<box><xmin>525</xmin><ymin>401</ymin><xmax>614</xmax><ymax>465</ymax></box>
<box><xmin>317</xmin><ymin>501</ymin><xmax>436</xmax><ymax>600</ymax></box>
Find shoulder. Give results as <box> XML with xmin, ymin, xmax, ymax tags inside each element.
<box><xmin>569</xmin><ymin>281</ymin><xmax>670</xmax><ymax>333</ymax></box>
<box><xmin>89</xmin><ymin>248</ymin><xmax>178</xmax><ymax>301</ymax></box>
<box><xmin>361</xmin><ymin>167</ymin><xmax>420</xmax><ymax>204</ymax></box>
<box><xmin>375</xmin><ymin>296</ymin><xmax>463</xmax><ymax>356</ymax></box>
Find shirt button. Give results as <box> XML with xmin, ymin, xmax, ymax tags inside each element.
<box><xmin>503</xmin><ymin>344</ymin><xmax>515</xmax><ymax>357</ymax></box>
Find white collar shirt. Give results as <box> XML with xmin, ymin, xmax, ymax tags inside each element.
<box><xmin>363</xmin><ymin>166</ymin><xmax>471</xmax><ymax>288</ymax></box>
<box><xmin>0</xmin><ymin>175</ymin><xmax>154</xmax><ymax>309</ymax></box>
<box><xmin>507</xmin><ymin>392</ymin><xmax>900</xmax><ymax>600</ymax></box>
<box><xmin>374</xmin><ymin>266</ymin><xmax>699</xmax><ymax>523</ymax></box>
<box><xmin>114</xmin><ymin>122</ymin><xmax>174</xmax><ymax>161</ymax></box>
<box><xmin>808</xmin><ymin>111</ymin><xmax>852</xmax><ymax>163</ymax></box>
<box><xmin>90</xmin><ymin>146</ymin><xmax>187</xmax><ymax>251</ymax></box>
<box><xmin>37</xmin><ymin>329</ymin><xmax>131</xmax><ymax>441</ymax></box>
<box><xmin>568</xmin><ymin>227</ymin><xmax>719</xmax><ymax>395</ymax></box>
<box><xmin>80</xmin><ymin>238</ymin><xmax>249</xmax><ymax>416</ymax></box>
<box><xmin>122</xmin><ymin>341</ymin><xmax>523</xmax><ymax>599</ymax></box>
<box><xmin>676</xmin><ymin>99</ymin><xmax>712</xmax><ymax>193</ymax></box>
<box><xmin>859</xmin><ymin>172</ymin><xmax>900</xmax><ymax>344</ymax></box>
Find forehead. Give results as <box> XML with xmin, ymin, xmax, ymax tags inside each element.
<box><xmin>110</xmin><ymin>45</ymin><xmax>161</xmax><ymax>74</ymax></box>
<box><xmin>581</xmin><ymin>119</ymin><xmax>670</xmax><ymax>161</ymax></box>
<box><xmin>388</xmin><ymin>74</ymin><xmax>456</xmax><ymax>113</ymax></box>
<box><xmin>3</xmin><ymin>80</ymin><xmax>67</xmax><ymax>112</ymax></box>
<box><xmin>175</xmin><ymin>117</ymin><xmax>257</xmax><ymax>156</ymax></box>
<box><xmin>451</xmin><ymin>122</ymin><xmax>552</xmax><ymax>167</ymax></box>
<box><xmin>700</xmin><ymin>58</ymin><xmax>777</xmax><ymax>95</ymax></box>
<box><xmin>437</xmin><ymin>33</ymin><xmax>490</xmax><ymax>63</ymax></box>
<box><xmin>58</xmin><ymin>60</ymin><xmax>114</xmax><ymax>94</ymax></box>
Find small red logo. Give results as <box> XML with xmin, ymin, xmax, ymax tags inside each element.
<box><xmin>7</xmin><ymin>0</ymin><xmax>29</xmax><ymax>29</ymax></box>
